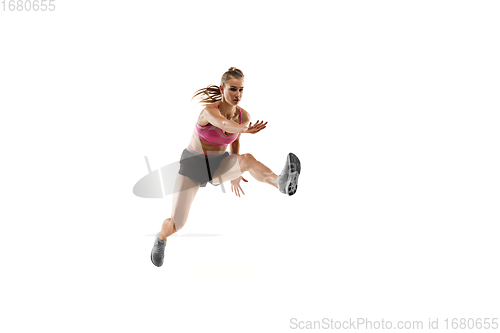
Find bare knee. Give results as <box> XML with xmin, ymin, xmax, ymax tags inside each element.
<box><xmin>239</xmin><ymin>153</ymin><xmax>256</xmax><ymax>171</ymax></box>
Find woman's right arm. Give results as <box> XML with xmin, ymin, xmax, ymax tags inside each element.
<box><xmin>202</xmin><ymin>105</ymin><xmax>249</xmax><ymax>134</ymax></box>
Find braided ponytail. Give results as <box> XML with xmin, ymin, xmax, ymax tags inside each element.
<box><xmin>191</xmin><ymin>67</ymin><xmax>245</xmax><ymax>105</ymax></box>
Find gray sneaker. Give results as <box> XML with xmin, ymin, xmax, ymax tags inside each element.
<box><xmin>277</xmin><ymin>153</ymin><xmax>301</xmax><ymax>196</ymax></box>
<box><xmin>151</xmin><ymin>232</ymin><xmax>166</xmax><ymax>267</ymax></box>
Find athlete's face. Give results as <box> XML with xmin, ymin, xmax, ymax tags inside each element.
<box><xmin>221</xmin><ymin>78</ymin><xmax>244</xmax><ymax>105</ymax></box>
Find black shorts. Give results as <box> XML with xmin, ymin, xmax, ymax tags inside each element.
<box><xmin>178</xmin><ymin>147</ymin><xmax>231</xmax><ymax>187</ymax></box>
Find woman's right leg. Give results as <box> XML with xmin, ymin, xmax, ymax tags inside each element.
<box><xmin>211</xmin><ymin>153</ymin><xmax>278</xmax><ymax>188</ymax></box>
<box><xmin>158</xmin><ymin>173</ymin><xmax>200</xmax><ymax>241</ymax></box>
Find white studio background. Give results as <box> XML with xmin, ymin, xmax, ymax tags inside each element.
<box><xmin>1</xmin><ymin>1</ymin><xmax>499</xmax><ymax>332</ymax></box>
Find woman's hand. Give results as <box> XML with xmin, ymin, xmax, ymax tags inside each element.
<box><xmin>244</xmin><ymin>120</ymin><xmax>268</xmax><ymax>134</ymax></box>
<box><xmin>230</xmin><ymin>176</ymin><xmax>248</xmax><ymax>197</ymax></box>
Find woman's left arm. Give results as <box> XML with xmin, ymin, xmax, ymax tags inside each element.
<box><xmin>230</xmin><ymin>135</ymin><xmax>248</xmax><ymax>197</ymax></box>
<box><xmin>231</xmin><ymin>109</ymin><xmax>250</xmax><ymax>155</ymax></box>
<box><xmin>229</xmin><ymin>110</ymin><xmax>252</xmax><ymax>196</ymax></box>
<box><xmin>230</xmin><ymin>136</ymin><xmax>240</xmax><ymax>154</ymax></box>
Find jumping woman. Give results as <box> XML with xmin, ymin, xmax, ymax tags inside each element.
<box><xmin>151</xmin><ymin>67</ymin><xmax>301</xmax><ymax>267</ymax></box>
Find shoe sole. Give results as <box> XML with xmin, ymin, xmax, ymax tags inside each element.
<box><xmin>151</xmin><ymin>250</ymin><xmax>160</xmax><ymax>267</ymax></box>
<box><xmin>285</xmin><ymin>153</ymin><xmax>301</xmax><ymax>196</ymax></box>
<box><xmin>151</xmin><ymin>233</ymin><xmax>163</xmax><ymax>267</ymax></box>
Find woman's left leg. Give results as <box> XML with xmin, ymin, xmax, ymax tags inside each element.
<box><xmin>211</xmin><ymin>153</ymin><xmax>278</xmax><ymax>188</ymax></box>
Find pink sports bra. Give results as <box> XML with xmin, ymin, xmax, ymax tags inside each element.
<box><xmin>194</xmin><ymin>103</ymin><xmax>242</xmax><ymax>147</ymax></box>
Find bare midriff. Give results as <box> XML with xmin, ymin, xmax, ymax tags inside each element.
<box><xmin>188</xmin><ymin>130</ymin><xmax>227</xmax><ymax>155</ymax></box>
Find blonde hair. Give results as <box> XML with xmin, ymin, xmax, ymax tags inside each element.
<box><xmin>191</xmin><ymin>67</ymin><xmax>244</xmax><ymax>104</ymax></box>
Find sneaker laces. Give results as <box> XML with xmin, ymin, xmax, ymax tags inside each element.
<box><xmin>278</xmin><ymin>159</ymin><xmax>290</xmax><ymax>180</ymax></box>
<box><xmin>155</xmin><ymin>239</ymin><xmax>166</xmax><ymax>251</ymax></box>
